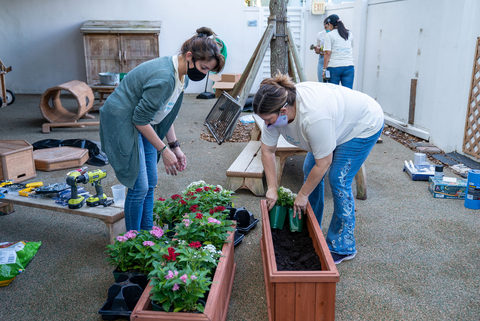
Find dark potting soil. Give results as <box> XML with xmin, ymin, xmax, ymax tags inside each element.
<box><xmin>271</xmin><ymin>223</ymin><xmax>322</xmax><ymax>271</ymax></box>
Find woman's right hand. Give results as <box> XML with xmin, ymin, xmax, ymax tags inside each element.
<box><xmin>265</xmin><ymin>187</ymin><xmax>278</xmax><ymax>211</ymax></box>
<box><xmin>162</xmin><ymin>148</ymin><xmax>178</xmax><ymax>176</ymax></box>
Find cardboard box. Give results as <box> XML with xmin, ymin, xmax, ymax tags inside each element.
<box><xmin>211</xmin><ymin>73</ymin><xmax>242</xmax><ymax>98</ymax></box>
<box><xmin>428</xmin><ymin>177</ymin><xmax>467</xmax><ymax>199</ymax></box>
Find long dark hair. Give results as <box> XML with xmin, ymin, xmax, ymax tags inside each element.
<box><xmin>180</xmin><ymin>27</ymin><xmax>225</xmax><ymax>73</ymax></box>
<box><xmin>325</xmin><ymin>14</ymin><xmax>349</xmax><ymax>41</ymax></box>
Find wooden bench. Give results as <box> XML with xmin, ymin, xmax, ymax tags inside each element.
<box><xmin>1</xmin><ymin>192</ymin><xmax>126</xmax><ymax>244</ymax></box>
<box><xmin>226</xmin><ymin>114</ymin><xmax>368</xmax><ymax>199</ymax></box>
<box><xmin>226</xmin><ymin>141</ymin><xmax>265</xmax><ymax>196</ymax></box>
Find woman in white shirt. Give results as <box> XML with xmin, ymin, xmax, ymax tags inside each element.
<box><xmin>253</xmin><ymin>74</ymin><xmax>384</xmax><ymax>265</ymax></box>
<box><xmin>323</xmin><ymin>14</ymin><xmax>354</xmax><ymax>88</ymax></box>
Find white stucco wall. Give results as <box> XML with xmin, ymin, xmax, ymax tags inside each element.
<box><xmin>0</xmin><ymin>0</ymin><xmax>256</xmax><ymax>95</ymax></box>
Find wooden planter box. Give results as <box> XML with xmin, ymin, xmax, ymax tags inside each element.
<box><xmin>131</xmin><ymin>231</ymin><xmax>236</xmax><ymax>321</ymax></box>
<box><xmin>260</xmin><ymin>200</ymin><xmax>340</xmax><ymax>321</ymax></box>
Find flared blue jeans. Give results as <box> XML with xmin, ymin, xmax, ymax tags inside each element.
<box><xmin>303</xmin><ymin>127</ymin><xmax>383</xmax><ymax>255</ymax></box>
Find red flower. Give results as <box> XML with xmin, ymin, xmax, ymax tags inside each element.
<box><xmin>190</xmin><ymin>196</ymin><xmax>197</xmax><ymax>200</ymax></box>
<box><xmin>157</xmin><ymin>197</ymin><xmax>166</xmax><ymax>201</ymax></box>
<box><xmin>171</xmin><ymin>194</ymin><xmax>182</xmax><ymax>200</ymax></box>
<box><xmin>189</xmin><ymin>241</ymin><xmax>202</xmax><ymax>248</ymax></box>
<box><xmin>203</xmin><ymin>186</ymin><xmax>211</xmax><ymax>191</ymax></box>
<box><xmin>209</xmin><ymin>208</ymin><xmax>214</xmax><ymax>214</ymax></box>
<box><xmin>179</xmin><ymin>200</ymin><xmax>187</xmax><ymax>205</ymax></box>
<box><xmin>195</xmin><ymin>213</ymin><xmax>203</xmax><ymax>219</ymax></box>
<box><xmin>213</xmin><ymin>187</ymin><xmax>221</xmax><ymax>192</ymax></box>
<box><xmin>215</xmin><ymin>206</ymin><xmax>226</xmax><ymax>212</ymax></box>
<box><xmin>163</xmin><ymin>247</ymin><xmax>180</xmax><ymax>261</ymax></box>
<box><xmin>190</xmin><ymin>205</ymin><xmax>199</xmax><ymax>212</ymax></box>
<box><xmin>195</xmin><ymin>188</ymin><xmax>203</xmax><ymax>193</ymax></box>
<box><xmin>187</xmin><ymin>191</ymin><xmax>194</xmax><ymax>196</ymax></box>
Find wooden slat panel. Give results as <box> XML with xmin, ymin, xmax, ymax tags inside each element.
<box><xmin>463</xmin><ymin>37</ymin><xmax>480</xmax><ymax>158</ymax></box>
<box><xmin>226</xmin><ymin>141</ymin><xmax>262</xmax><ymax>176</ymax></box>
<box><xmin>274</xmin><ymin>283</ymin><xmax>296</xmax><ymax>321</ymax></box>
<box><xmin>315</xmin><ymin>282</ymin><xmax>336</xmax><ymax>321</ymax></box>
<box><xmin>295</xmin><ymin>283</ymin><xmax>316</xmax><ymax>321</ymax></box>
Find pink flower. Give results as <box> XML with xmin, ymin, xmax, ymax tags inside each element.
<box><xmin>191</xmin><ymin>275</ymin><xmax>197</xmax><ymax>280</ymax></box>
<box><xmin>150</xmin><ymin>228</ymin><xmax>164</xmax><ymax>238</ymax></box>
<box><xmin>180</xmin><ymin>274</ymin><xmax>188</xmax><ymax>283</ymax></box>
<box><xmin>143</xmin><ymin>241</ymin><xmax>155</xmax><ymax>247</ymax></box>
<box><xmin>124</xmin><ymin>231</ymin><xmax>137</xmax><ymax>239</ymax></box>
<box><xmin>172</xmin><ymin>283</ymin><xmax>180</xmax><ymax>291</ymax></box>
<box><xmin>174</xmin><ymin>270</ymin><xmax>178</xmax><ymax>276</ymax></box>
<box><xmin>183</xmin><ymin>218</ymin><xmax>191</xmax><ymax>227</ymax></box>
<box><xmin>116</xmin><ymin>236</ymin><xmax>127</xmax><ymax>242</ymax></box>
<box><xmin>208</xmin><ymin>217</ymin><xmax>221</xmax><ymax>224</ymax></box>
<box><xmin>165</xmin><ymin>270</ymin><xmax>174</xmax><ymax>280</ymax></box>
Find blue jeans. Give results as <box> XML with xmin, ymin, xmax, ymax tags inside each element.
<box><xmin>317</xmin><ymin>55</ymin><xmax>325</xmax><ymax>82</ymax></box>
<box><xmin>328</xmin><ymin>65</ymin><xmax>355</xmax><ymax>89</ymax></box>
<box><xmin>124</xmin><ymin>133</ymin><xmax>157</xmax><ymax>231</ymax></box>
<box><xmin>303</xmin><ymin>126</ymin><xmax>383</xmax><ymax>255</ymax></box>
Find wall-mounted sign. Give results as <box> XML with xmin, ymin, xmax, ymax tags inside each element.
<box><xmin>311</xmin><ymin>0</ymin><xmax>326</xmax><ymax>15</ymax></box>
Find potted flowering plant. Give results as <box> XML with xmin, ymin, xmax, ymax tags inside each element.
<box><xmin>148</xmin><ymin>261</ymin><xmax>212</xmax><ymax>313</ymax></box>
<box><xmin>153</xmin><ymin>181</ymin><xmax>235</xmax><ymax>230</ymax></box>
<box><xmin>173</xmin><ymin>210</ymin><xmax>235</xmax><ymax>249</ymax></box>
<box><xmin>106</xmin><ymin>226</ymin><xmax>167</xmax><ymax>280</ymax></box>
<box><xmin>269</xmin><ymin>186</ymin><xmax>296</xmax><ymax>229</ymax></box>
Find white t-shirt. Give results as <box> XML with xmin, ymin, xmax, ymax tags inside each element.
<box><xmin>315</xmin><ymin>30</ymin><xmax>326</xmax><ymax>49</ymax></box>
<box><xmin>323</xmin><ymin>29</ymin><xmax>354</xmax><ymax>68</ymax></box>
<box><xmin>261</xmin><ymin>82</ymin><xmax>384</xmax><ymax>160</ymax></box>
<box><xmin>150</xmin><ymin>55</ymin><xmax>185</xmax><ymax>125</ymax></box>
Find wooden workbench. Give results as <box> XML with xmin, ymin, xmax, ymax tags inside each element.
<box><xmin>1</xmin><ymin>193</ymin><xmax>125</xmax><ymax>244</ymax></box>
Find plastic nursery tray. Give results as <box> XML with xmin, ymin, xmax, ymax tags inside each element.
<box><xmin>234</xmin><ymin>229</ymin><xmax>244</xmax><ymax>246</ymax></box>
<box><xmin>98</xmin><ymin>274</ymin><xmax>148</xmax><ymax>320</ymax></box>
<box><xmin>236</xmin><ymin>218</ymin><xmax>259</xmax><ymax>235</ymax></box>
<box><xmin>403</xmin><ymin>163</ymin><xmax>435</xmax><ymax>181</ymax></box>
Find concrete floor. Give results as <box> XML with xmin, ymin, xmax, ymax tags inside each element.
<box><xmin>1</xmin><ymin>94</ymin><xmax>479</xmax><ymax>320</ymax></box>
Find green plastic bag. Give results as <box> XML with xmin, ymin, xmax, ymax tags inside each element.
<box><xmin>0</xmin><ymin>241</ymin><xmax>42</xmax><ymax>286</ymax></box>
<box><xmin>269</xmin><ymin>205</ymin><xmax>287</xmax><ymax>229</ymax></box>
<box><xmin>288</xmin><ymin>208</ymin><xmax>304</xmax><ymax>232</ymax></box>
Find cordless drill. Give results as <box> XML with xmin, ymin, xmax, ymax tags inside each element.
<box><xmin>66</xmin><ymin>170</ymin><xmax>85</xmax><ymax>209</ymax></box>
<box><xmin>83</xmin><ymin>169</ymin><xmax>107</xmax><ymax>207</ymax></box>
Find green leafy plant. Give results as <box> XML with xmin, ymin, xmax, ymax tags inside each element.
<box><xmin>174</xmin><ymin>210</ymin><xmax>235</xmax><ymax>249</ymax></box>
<box><xmin>276</xmin><ymin>186</ymin><xmax>297</xmax><ymax>208</ymax></box>
<box><xmin>105</xmin><ymin>227</ymin><xmax>167</xmax><ymax>274</ymax></box>
<box><xmin>149</xmin><ymin>261</ymin><xmax>212</xmax><ymax>313</ymax></box>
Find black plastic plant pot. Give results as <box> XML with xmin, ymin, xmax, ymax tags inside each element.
<box><xmin>98</xmin><ymin>277</ymin><xmax>145</xmax><ymax>320</ymax></box>
<box><xmin>235</xmin><ymin>208</ymin><xmax>256</xmax><ymax>228</ymax></box>
<box><xmin>234</xmin><ymin>229</ymin><xmax>245</xmax><ymax>246</ymax></box>
<box><xmin>112</xmin><ymin>267</ymin><xmax>145</xmax><ymax>283</ymax></box>
<box><xmin>288</xmin><ymin>208</ymin><xmax>304</xmax><ymax>232</ymax></box>
<box><xmin>225</xmin><ymin>206</ymin><xmax>237</xmax><ymax>220</ymax></box>
<box><xmin>269</xmin><ymin>205</ymin><xmax>287</xmax><ymax>229</ymax></box>
<box><xmin>236</xmin><ymin>218</ymin><xmax>259</xmax><ymax>235</ymax></box>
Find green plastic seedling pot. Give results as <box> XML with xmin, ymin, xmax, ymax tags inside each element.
<box><xmin>269</xmin><ymin>205</ymin><xmax>287</xmax><ymax>229</ymax></box>
<box><xmin>288</xmin><ymin>208</ymin><xmax>304</xmax><ymax>232</ymax></box>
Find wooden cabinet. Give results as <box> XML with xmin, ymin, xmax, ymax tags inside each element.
<box><xmin>80</xmin><ymin>21</ymin><xmax>161</xmax><ymax>85</ymax></box>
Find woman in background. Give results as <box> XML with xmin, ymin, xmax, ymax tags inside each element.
<box><xmin>323</xmin><ymin>14</ymin><xmax>354</xmax><ymax>88</ymax></box>
<box><xmin>100</xmin><ymin>27</ymin><xmax>224</xmax><ymax>232</ymax></box>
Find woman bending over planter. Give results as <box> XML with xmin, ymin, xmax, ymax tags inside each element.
<box><xmin>100</xmin><ymin>27</ymin><xmax>225</xmax><ymax>231</ymax></box>
<box><xmin>253</xmin><ymin>74</ymin><xmax>384</xmax><ymax>265</ymax></box>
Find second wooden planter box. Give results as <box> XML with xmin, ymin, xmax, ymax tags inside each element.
<box><xmin>130</xmin><ymin>231</ymin><xmax>236</xmax><ymax>321</ymax></box>
<box><xmin>260</xmin><ymin>200</ymin><xmax>339</xmax><ymax>321</ymax></box>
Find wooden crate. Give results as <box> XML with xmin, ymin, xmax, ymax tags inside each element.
<box><xmin>33</xmin><ymin>147</ymin><xmax>89</xmax><ymax>172</ymax></box>
<box><xmin>260</xmin><ymin>200</ymin><xmax>340</xmax><ymax>321</ymax></box>
<box><xmin>0</xmin><ymin>140</ymin><xmax>36</xmax><ymax>183</ymax></box>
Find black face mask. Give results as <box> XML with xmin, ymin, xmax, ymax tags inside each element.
<box><xmin>187</xmin><ymin>58</ymin><xmax>207</xmax><ymax>82</ymax></box>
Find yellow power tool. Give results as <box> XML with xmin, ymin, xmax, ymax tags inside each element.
<box><xmin>83</xmin><ymin>169</ymin><xmax>108</xmax><ymax>207</ymax></box>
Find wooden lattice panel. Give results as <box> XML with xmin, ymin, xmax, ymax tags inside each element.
<box><xmin>463</xmin><ymin>37</ymin><xmax>480</xmax><ymax>159</ymax></box>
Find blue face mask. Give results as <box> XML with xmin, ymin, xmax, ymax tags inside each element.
<box><xmin>326</xmin><ymin>30</ymin><xmax>331</xmax><ymax>33</ymax></box>
<box><xmin>267</xmin><ymin>114</ymin><xmax>288</xmax><ymax>128</ymax></box>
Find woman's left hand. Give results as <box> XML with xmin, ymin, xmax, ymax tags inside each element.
<box><xmin>173</xmin><ymin>148</ymin><xmax>187</xmax><ymax>172</ymax></box>
<box><xmin>293</xmin><ymin>192</ymin><xmax>309</xmax><ymax>219</ymax></box>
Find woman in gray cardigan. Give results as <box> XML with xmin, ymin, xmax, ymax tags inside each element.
<box><xmin>100</xmin><ymin>27</ymin><xmax>225</xmax><ymax>232</ymax></box>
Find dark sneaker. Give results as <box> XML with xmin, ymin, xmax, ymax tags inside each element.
<box><xmin>331</xmin><ymin>252</ymin><xmax>356</xmax><ymax>265</ymax></box>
